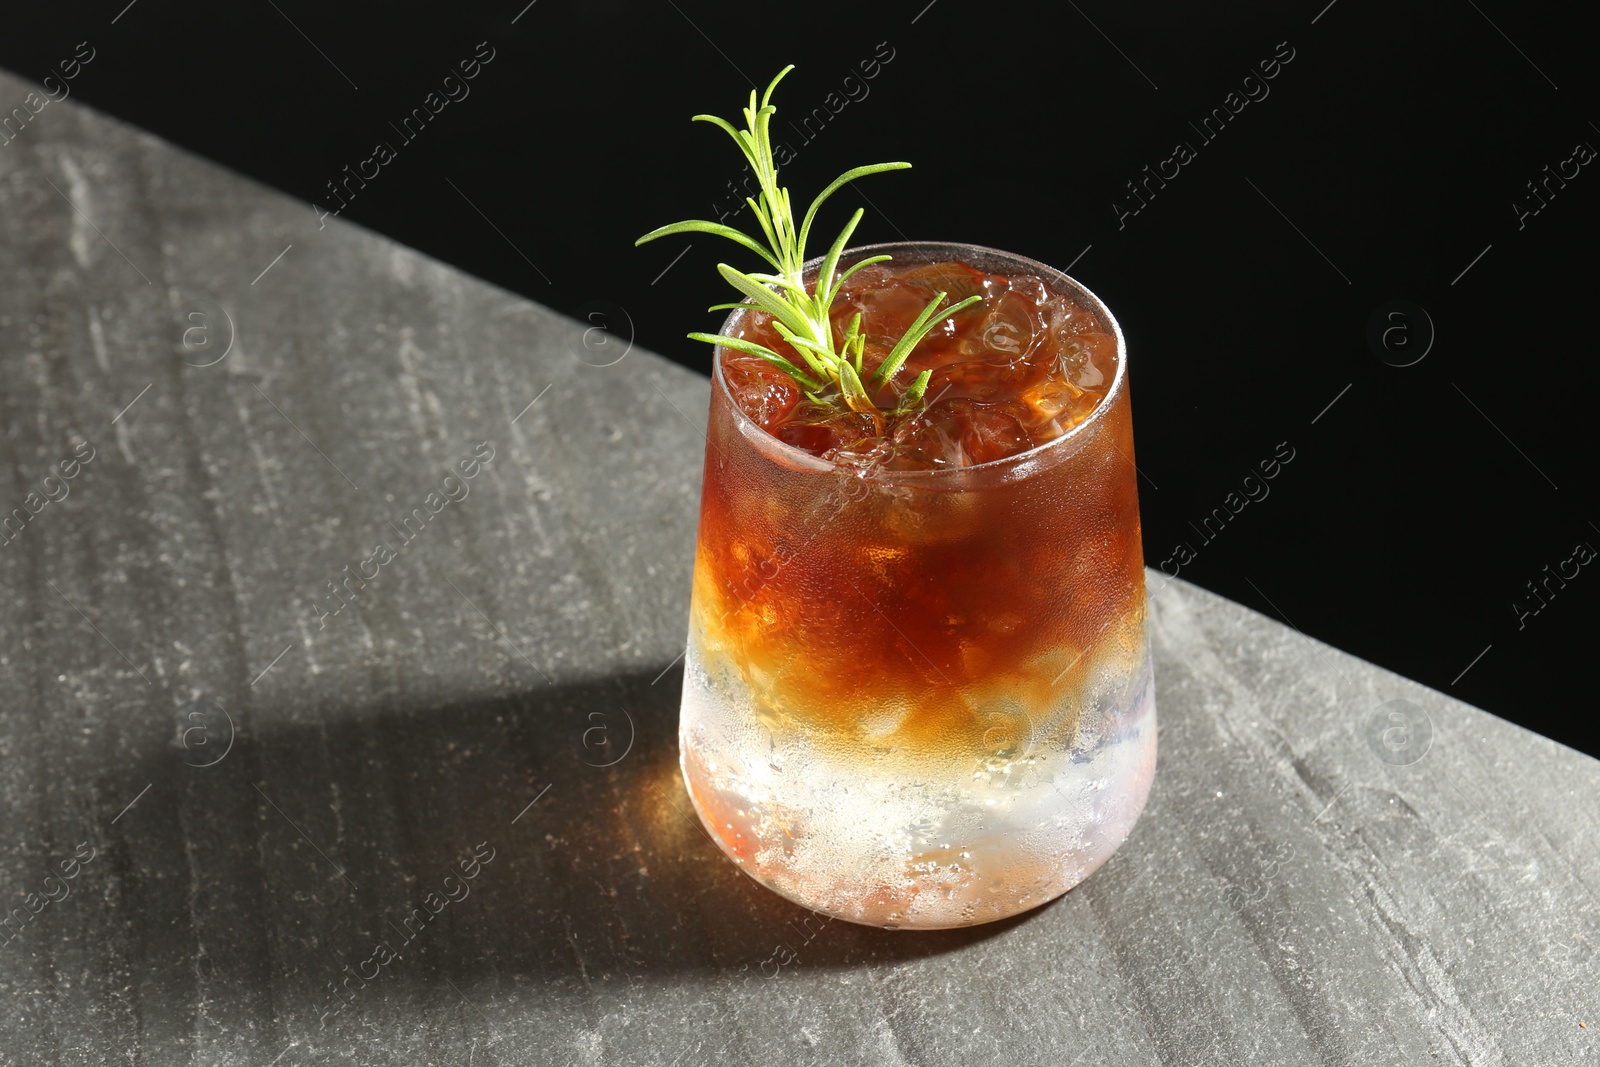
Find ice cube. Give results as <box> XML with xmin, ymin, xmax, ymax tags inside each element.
<box><xmin>889</xmin><ymin>397</ymin><xmax>973</xmax><ymax>469</ymax></box>
<box><xmin>1004</xmin><ymin>274</ymin><xmax>1049</xmax><ymax>305</ymax></box>
<box><xmin>959</xmin><ymin>291</ymin><xmax>1043</xmax><ymax>360</ymax></box>
<box><xmin>897</xmin><ymin>261</ymin><xmax>992</xmax><ymax>305</ymax></box>
<box><xmin>823</xmin><ymin>433</ymin><xmax>895</xmax><ymax>469</ymax></box>
<box><xmin>889</xmin><ymin>398</ymin><xmax>1030</xmax><ymax>469</ymax></box>
<box><xmin>1078</xmin><ymin>333</ymin><xmax>1116</xmax><ymax>389</ymax></box>
<box><xmin>957</xmin><ymin>404</ymin><xmax>1031</xmax><ymax>465</ymax></box>
<box><xmin>774</xmin><ymin>406</ymin><xmax>883</xmax><ymax>458</ymax></box>
<box><xmin>1019</xmin><ymin>376</ymin><xmax>1085</xmax><ymax>427</ymax></box>
<box><xmin>723</xmin><ymin>356</ymin><xmax>801</xmax><ymax>429</ymax></box>
<box><xmin>1056</xmin><ymin>331</ymin><xmax>1115</xmax><ymax>390</ymax></box>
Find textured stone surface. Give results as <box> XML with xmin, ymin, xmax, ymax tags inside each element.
<box><xmin>1</xmin><ymin>69</ymin><xmax>1596</xmax><ymax>1066</ymax></box>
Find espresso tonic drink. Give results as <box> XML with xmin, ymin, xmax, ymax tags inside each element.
<box><xmin>679</xmin><ymin>242</ymin><xmax>1155</xmax><ymax>929</ymax></box>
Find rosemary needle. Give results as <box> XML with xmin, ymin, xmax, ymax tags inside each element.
<box><xmin>637</xmin><ymin>66</ymin><xmax>980</xmax><ymax>418</ymax></box>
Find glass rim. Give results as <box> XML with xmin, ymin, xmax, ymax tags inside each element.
<box><xmin>709</xmin><ymin>239</ymin><xmax>1129</xmax><ymax>484</ymax></box>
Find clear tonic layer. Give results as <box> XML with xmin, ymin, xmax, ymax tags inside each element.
<box><xmin>681</xmin><ymin>617</ymin><xmax>1156</xmax><ymax>928</ymax></box>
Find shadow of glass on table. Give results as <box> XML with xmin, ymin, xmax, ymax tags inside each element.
<box><xmin>96</xmin><ymin>663</ymin><xmax>1041</xmax><ymax>1034</ymax></box>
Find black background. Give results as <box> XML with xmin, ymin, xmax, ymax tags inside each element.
<box><xmin>4</xmin><ymin>1</ymin><xmax>1594</xmax><ymax>755</ymax></box>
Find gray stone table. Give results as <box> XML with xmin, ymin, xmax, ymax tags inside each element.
<box><xmin>1</xmin><ymin>69</ymin><xmax>1596</xmax><ymax>1067</ymax></box>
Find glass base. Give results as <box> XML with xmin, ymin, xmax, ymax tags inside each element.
<box><xmin>678</xmin><ymin>640</ymin><xmax>1157</xmax><ymax>930</ymax></box>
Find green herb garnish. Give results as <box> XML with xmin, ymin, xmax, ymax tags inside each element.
<box><xmin>637</xmin><ymin>66</ymin><xmax>981</xmax><ymax>419</ymax></box>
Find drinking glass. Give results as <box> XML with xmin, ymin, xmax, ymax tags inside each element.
<box><xmin>678</xmin><ymin>241</ymin><xmax>1156</xmax><ymax>929</ymax></box>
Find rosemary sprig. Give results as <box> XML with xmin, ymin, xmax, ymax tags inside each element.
<box><xmin>637</xmin><ymin>66</ymin><xmax>980</xmax><ymax>418</ymax></box>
